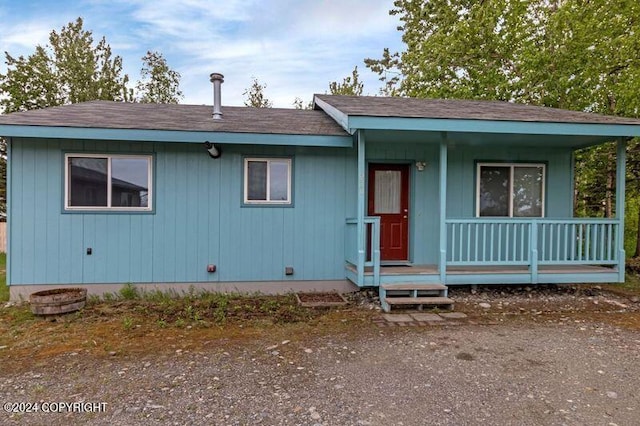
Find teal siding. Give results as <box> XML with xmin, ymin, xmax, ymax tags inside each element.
<box><xmin>9</xmin><ymin>135</ymin><xmax>575</xmax><ymax>286</ymax></box>
<box><xmin>366</xmin><ymin>141</ymin><xmax>440</xmax><ymax>265</ymax></box>
<box><xmin>9</xmin><ymin>138</ymin><xmax>356</xmax><ymax>286</ymax></box>
<box><xmin>446</xmin><ymin>146</ymin><xmax>573</xmax><ymax>218</ymax></box>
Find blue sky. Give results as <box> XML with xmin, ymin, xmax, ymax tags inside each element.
<box><xmin>0</xmin><ymin>0</ymin><xmax>405</xmax><ymax>107</ymax></box>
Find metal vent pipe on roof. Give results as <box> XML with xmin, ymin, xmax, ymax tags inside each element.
<box><xmin>210</xmin><ymin>72</ymin><xmax>224</xmax><ymax>119</ymax></box>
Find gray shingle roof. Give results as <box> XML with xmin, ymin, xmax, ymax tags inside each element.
<box><xmin>0</xmin><ymin>101</ymin><xmax>349</xmax><ymax>136</ymax></box>
<box><xmin>314</xmin><ymin>94</ymin><xmax>640</xmax><ymax>125</ymax></box>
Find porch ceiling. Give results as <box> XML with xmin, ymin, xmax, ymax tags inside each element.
<box><xmin>363</xmin><ymin>129</ymin><xmax>612</xmax><ymax>149</ymax></box>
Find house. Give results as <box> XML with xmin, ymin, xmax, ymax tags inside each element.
<box><xmin>1</xmin><ymin>74</ymin><xmax>640</xmax><ymax>310</ymax></box>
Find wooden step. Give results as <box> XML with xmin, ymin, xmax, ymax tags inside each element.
<box><xmin>385</xmin><ymin>296</ymin><xmax>454</xmax><ymax>306</ymax></box>
<box><xmin>381</xmin><ymin>283</ymin><xmax>447</xmax><ymax>291</ymax></box>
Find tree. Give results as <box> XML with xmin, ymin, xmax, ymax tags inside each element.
<box><xmin>0</xmin><ymin>17</ymin><xmax>132</xmax><ymax>113</ymax></box>
<box><xmin>366</xmin><ymin>0</ymin><xmax>640</xmax><ymax>255</ymax></box>
<box><xmin>136</xmin><ymin>51</ymin><xmax>183</xmax><ymax>104</ymax></box>
<box><xmin>292</xmin><ymin>97</ymin><xmax>312</xmax><ymax>110</ymax></box>
<box><xmin>243</xmin><ymin>77</ymin><xmax>272</xmax><ymax>108</ymax></box>
<box><xmin>0</xmin><ymin>18</ymin><xmax>182</xmax><ymax>218</ymax></box>
<box><xmin>329</xmin><ymin>66</ymin><xmax>364</xmax><ymax>96</ymax></box>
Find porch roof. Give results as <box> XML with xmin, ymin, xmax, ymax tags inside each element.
<box><xmin>314</xmin><ymin>95</ymin><xmax>640</xmax><ymax>146</ymax></box>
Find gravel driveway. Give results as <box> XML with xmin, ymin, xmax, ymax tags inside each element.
<box><xmin>2</xmin><ymin>319</ymin><xmax>639</xmax><ymax>425</ymax></box>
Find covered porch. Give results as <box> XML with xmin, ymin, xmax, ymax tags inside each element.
<box><xmin>310</xmin><ymin>94</ymin><xmax>640</xmax><ymax>311</ymax></box>
<box><xmin>344</xmin><ymin>133</ymin><xmax>627</xmax><ymax>289</ymax></box>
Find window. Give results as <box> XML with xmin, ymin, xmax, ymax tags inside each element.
<box><xmin>243</xmin><ymin>158</ymin><xmax>291</xmax><ymax>204</ymax></box>
<box><xmin>476</xmin><ymin>163</ymin><xmax>545</xmax><ymax>217</ymax></box>
<box><xmin>65</xmin><ymin>154</ymin><xmax>152</xmax><ymax>211</ymax></box>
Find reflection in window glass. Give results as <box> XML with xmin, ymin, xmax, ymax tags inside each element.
<box><xmin>244</xmin><ymin>158</ymin><xmax>291</xmax><ymax>204</ymax></box>
<box><xmin>269</xmin><ymin>161</ymin><xmax>289</xmax><ymax>201</ymax></box>
<box><xmin>479</xmin><ymin>166</ymin><xmax>509</xmax><ymax>216</ymax></box>
<box><xmin>478</xmin><ymin>164</ymin><xmax>544</xmax><ymax>217</ymax></box>
<box><xmin>513</xmin><ymin>166</ymin><xmax>543</xmax><ymax>217</ymax></box>
<box><xmin>111</xmin><ymin>158</ymin><xmax>149</xmax><ymax>207</ymax></box>
<box><xmin>66</xmin><ymin>155</ymin><xmax>152</xmax><ymax>210</ymax></box>
<box><xmin>68</xmin><ymin>157</ymin><xmax>108</xmax><ymax>207</ymax></box>
<box><xmin>247</xmin><ymin>161</ymin><xmax>267</xmax><ymax>200</ymax></box>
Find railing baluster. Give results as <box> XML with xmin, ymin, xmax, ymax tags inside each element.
<box><xmin>490</xmin><ymin>223</ymin><xmax>494</xmax><ymax>262</ymax></box>
<box><xmin>586</xmin><ymin>224</ymin><xmax>591</xmax><ymax>261</ymax></box>
<box><xmin>481</xmin><ymin>223</ymin><xmax>486</xmax><ymax>262</ymax></box>
<box><xmin>520</xmin><ymin>223</ymin><xmax>524</xmax><ymax>261</ymax></box>
<box><xmin>465</xmin><ymin>223</ymin><xmax>470</xmax><ymax>262</ymax></box>
<box><xmin>538</xmin><ymin>223</ymin><xmax>549</xmax><ymax>261</ymax></box>
<box><xmin>513</xmin><ymin>223</ymin><xmax>522</xmax><ymax>261</ymax></box>
<box><xmin>607</xmin><ymin>223</ymin><xmax>612</xmax><ymax>261</ymax></box>
<box><xmin>578</xmin><ymin>224</ymin><xmax>583</xmax><ymax>261</ymax></box>
<box><xmin>598</xmin><ymin>223</ymin><xmax>604</xmax><ymax>262</ymax></box>
<box><xmin>475</xmin><ymin>224</ymin><xmax>479</xmax><ymax>263</ymax></box>
<box><xmin>505</xmin><ymin>224</ymin><xmax>510</xmax><ymax>262</ymax></box>
<box><xmin>458</xmin><ymin>223</ymin><xmax>462</xmax><ymax>262</ymax></box>
<box><xmin>498</xmin><ymin>223</ymin><xmax>503</xmax><ymax>262</ymax></box>
<box><xmin>570</xmin><ymin>224</ymin><xmax>575</xmax><ymax>261</ymax></box>
<box><xmin>563</xmin><ymin>223</ymin><xmax>568</xmax><ymax>261</ymax></box>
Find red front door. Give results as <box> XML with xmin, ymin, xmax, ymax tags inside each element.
<box><xmin>368</xmin><ymin>164</ymin><xmax>410</xmax><ymax>262</ymax></box>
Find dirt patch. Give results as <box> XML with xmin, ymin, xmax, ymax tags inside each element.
<box><xmin>295</xmin><ymin>292</ymin><xmax>348</xmax><ymax>307</ymax></box>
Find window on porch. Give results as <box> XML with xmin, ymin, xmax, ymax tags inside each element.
<box><xmin>477</xmin><ymin>163</ymin><xmax>545</xmax><ymax>217</ymax></box>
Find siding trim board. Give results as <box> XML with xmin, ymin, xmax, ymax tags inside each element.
<box><xmin>0</xmin><ymin>125</ymin><xmax>353</xmax><ymax>147</ymax></box>
<box><xmin>348</xmin><ymin>116</ymin><xmax>640</xmax><ymax>138</ymax></box>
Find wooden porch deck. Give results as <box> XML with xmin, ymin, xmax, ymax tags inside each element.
<box><xmin>346</xmin><ymin>263</ymin><xmax>619</xmax><ymax>287</ymax></box>
<box><xmin>349</xmin><ymin>264</ymin><xmax>616</xmax><ymax>276</ymax></box>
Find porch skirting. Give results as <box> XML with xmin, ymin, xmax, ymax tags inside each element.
<box><xmin>8</xmin><ymin>280</ymin><xmax>359</xmax><ymax>302</ymax></box>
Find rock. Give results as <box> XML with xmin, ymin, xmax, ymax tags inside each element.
<box><xmin>606</xmin><ymin>391</ymin><xmax>618</xmax><ymax>399</ymax></box>
<box><xmin>304</xmin><ymin>348</ymin><xmax>313</xmax><ymax>353</ymax></box>
<box><xmin>281</xmin><ymin>340</ymin><xmax>291</xmax><ymax>345</ymax></box>
<box><xmin>479</xmin><ymin>302</ymin><xmax>491</xmax><ymax>309</ymax></box>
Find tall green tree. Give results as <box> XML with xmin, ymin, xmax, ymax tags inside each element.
<box><xmin>0</xmin><ymin>17</ymin><xmax>132</xmax><ymax>113</ymax></box>
<box><xmin>243</xmin><ymin>77</ymin><xmax>272</xmax><ymax>108</ymax></box>
<box><xmin>0</xmin><ymin>18</ymin><xmax>182</xmax><ymax>218</ymax></box>
<box><xmin>136</xmin><ymin>51</ymin><xmax>183</xmax><ymax>104</ymax></box>
<box><xmin>329</xmin><ymin>66</ymin><xmax>364</xmax><ymax>96</ymax></box>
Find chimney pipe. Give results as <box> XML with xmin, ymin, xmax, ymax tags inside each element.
<box><xmin>210</xmin><ymin>72</ymin><xmax>224</xmax><ymax>119</ymax></box>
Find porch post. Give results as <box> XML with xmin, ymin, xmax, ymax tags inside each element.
<box><xmin>616</xmin><ymin>138</ymin><xmax>627</xmax><ymax>282</ymax></box>
<box><xmin>357</xmin><ymin>130</ymin><xmax>366</xmax><ymax>286</ymax></box>
<box><xmin>439</xmin><ymin>134</ymin><xmax>448</xmax><ymax>284</ymax></box>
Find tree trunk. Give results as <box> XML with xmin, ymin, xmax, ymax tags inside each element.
<box><xmin>605</xmin><ymin>152</ymin><xmax>614</xmax><ymax>218</ymax></box>
<box><xmin>635</xmin><ymin>204</ymin><xmax>640</xmax><ymax>258</ymax></box>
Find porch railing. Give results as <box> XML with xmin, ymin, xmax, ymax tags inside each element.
<box><xmin>445</xmin><ymin>218</ymin><xmax>620</xmax><ymax>266</ymax></box>
<box><xmin>346</xmin><ymin>217</ymin><xmax>380</xmax><ymax>286</ymax></box>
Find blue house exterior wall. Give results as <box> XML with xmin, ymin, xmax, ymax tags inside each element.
<box><xmin>8</xmin><ymin>138</ymin><xmax>357</xmax><ymax>287</ymax></box>
<box><xmin>7</xmin><ymin>136</ymin><xmax>584</xmax><ymax>290</ymax></box>
<box><xmin>446</xmin><ymin>145</ymin><xmax>573</xmax><ymax>218</ymax></box>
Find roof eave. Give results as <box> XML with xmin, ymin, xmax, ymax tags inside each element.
<box><xmin>314</xmin><ymin>96</ymin><xmax>351</xmax><ymax>134</ymax></box>
<box><xmin>0</xmin><ymin>125</ymin><xmax>353</xmax><ymax>148</ymax></box>
<box><xmin>348</xmin><ymin>116</ymin><xmax>640</xmax><ymax>138</ymax></box>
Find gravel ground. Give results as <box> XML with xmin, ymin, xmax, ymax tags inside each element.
<box><xmin>1</xmin><ymin>319</ymin><xmax>639</xmax><ymax>425</ymax></box>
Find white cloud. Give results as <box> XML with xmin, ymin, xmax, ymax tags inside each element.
<box><xmin>2</xmin><ymin>0</ymin><xmax>404</xmax><ymax>107</ymax></box>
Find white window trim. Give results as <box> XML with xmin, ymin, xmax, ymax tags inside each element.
<box><xmin>64</xmin><ymin>153</ymin><xmax>153</xmax><ymax>211</ymax></box>
<box><xmin>243</xmin><ymin>157</ymin><xmax>292</xmax><ymax>205</ymax></box>
<box><xmin>475</xmin><ymin>162</ymin><xmax>546</xmax><ymax>218</ymax></box>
